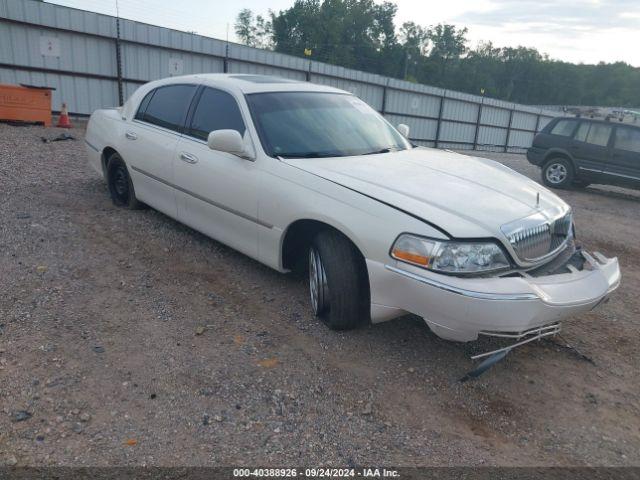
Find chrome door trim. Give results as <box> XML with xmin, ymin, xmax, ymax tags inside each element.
<box><xmin>129</xmin><ymin>165</ymin><xmax>273</xmax><ymax>229</ymax></box>
<box><xmin>601</xmin><ymin>170</ymin><xmax>640</xmax><ymax>181</ymax></box>
<box><xmin>578</xmin><ymin>166</ymin><xmax>601</xmax><ymax>173</ymax></box>
<box><xmin>131</xmin><ymin>119</ymin><xmax>182</xmax><ymax>137</ymax></box>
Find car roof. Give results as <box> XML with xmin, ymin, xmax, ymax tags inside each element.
<box><xmin>556</xmin><ymin>116</ymin><xmax>640</xmax><ymax>129</ymax></box>
<box><xmin>146</xmin><ymin>73</ymin><xmax>348</xmax><ymax>95</ymax></box>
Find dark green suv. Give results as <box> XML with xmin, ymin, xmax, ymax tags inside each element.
<box><xmin>527</xmin><ymin>117</ymin><xmax>640</xmax><ymax>190</ymax></box>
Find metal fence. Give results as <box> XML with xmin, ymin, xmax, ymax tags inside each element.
<box><xmin>0</xmin><ymin>0</ymin><xmax>563</xmax><ymax>152</ymax></box>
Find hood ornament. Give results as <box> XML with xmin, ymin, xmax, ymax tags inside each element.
<box><xmin>535</xmin><ymin>192</ymin><xmax>540</xmax><ymax>208</ymax></box>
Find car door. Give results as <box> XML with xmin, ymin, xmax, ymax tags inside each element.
<box><xmin>173</xmin><ymin>86</ymin><xmax>261</xmax><ymax>259</ymax></box>
<box><xmin>570</xmin><ymin>121</ymin><xmax>613</xmax><ymax>181</ymax></box>
<box><xmin>608</xmin><ymin>125</ymin><xmax>640</xmax><ymax>187</ymax></box>
<box><xmin>122</xmin><ymin>83</ymin><xmax>198</xmax><ymax>219</ymax></box>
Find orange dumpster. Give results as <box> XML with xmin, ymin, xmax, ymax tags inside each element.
<box><xmin>0</xmin><ymin>83</ymin><xmax>54</xmax><ymax>127</ymax></box>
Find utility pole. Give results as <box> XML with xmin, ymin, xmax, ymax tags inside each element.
<box><xmin>224</xmin><ymin>23</ymin><xmax>229</xmax><ymax>73</ymax></box>
<box><xmin>304</xmin><ymin>48</ymin><xmax>312</xmax><ymax>81</ymax></box>
<box><xmin>403</xmin><ymin>51</ymin><xmax>411</xmax><ymax>80</ymax></box>
<box><xmin>115</xmin><ymin>0</ymin><xmax>124</xmax><ymax>106</ymax></box>
<box><xmin>472</xmin><ymin>88</ymin><xmax>485</xmax><ymax>150</ymax></box>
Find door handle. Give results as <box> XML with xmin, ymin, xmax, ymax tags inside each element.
<box><xmin>179</xmin><ymin>152</ymin><xmax>198</xmax><ymax>164</ymax></box>
<box><xmin>125</xmin><ymin>131</ymin><xmax>137</xmax><ymax>140</ymax></box>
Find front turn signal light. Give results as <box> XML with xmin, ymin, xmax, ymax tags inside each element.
<box><xmin>391</xmin><ymin>248</ymin><xmax>430</xmax><ymax>266</ymax></box>
<box><xmin>390</xmin><ymin>234</ymin><xmax>437</xmax><ymax>268</ymax></box>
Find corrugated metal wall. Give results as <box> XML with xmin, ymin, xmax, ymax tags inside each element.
<box><xmin>0</xmin><ymin>0</ymin><xmax>563</xmax><ymax>152</ymax></box>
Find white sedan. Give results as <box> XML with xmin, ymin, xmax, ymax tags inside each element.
<box><xmin>85</xmin><ymin>74</ymin><xmax>620</xmax><ymax>353</ymax></box>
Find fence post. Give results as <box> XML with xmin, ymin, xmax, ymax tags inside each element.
<box><xmin>115</xmin><ymin>16</ymin><xmax>124</xmax><ymax>106</ymax></box>
<box><xmin>535</xmin><ymin>111</ymin><xmax>542</xmax><ymax>134</ymax></box>
<box><xmin>381</xmin><ymin>79</ymin><xmax>388</xmax><ymax>115</ymax></box>
<box><xmin>473</xmin><ymin>97</ymin><xmax>484</xmax><ymax>150</ymax></box>
<box><xmin>504</xmin><ymin>109</ymin><xmax>514</xmax><ymax>153</ymax></box>
<box><xmin>434</xmin><ymin>91</ymin><xmax>445</xmax><ymax>149</ymax></box>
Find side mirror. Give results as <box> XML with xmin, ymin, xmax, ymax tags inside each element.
<box><xmin>397</xmin><ymin>123</ymin><xmax>410</xmax><ymax>138</ymax></box>
<box><xmin>207</xmin><ymin>129</ymin><xmax>250</xmax><ymax>158</ymax></box>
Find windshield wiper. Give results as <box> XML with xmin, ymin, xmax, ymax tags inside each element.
<box><xmin>361</xmin><ymin>147</ymin><xmax>398</xmax><ymax>156</ymax></box>
<box><xmin>278</xmin><ymin>152</ymin><xmax>341</xmax><ymax>159</ymax></box>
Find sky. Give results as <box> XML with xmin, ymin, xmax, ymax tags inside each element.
<box><xmin>45</xmin><ymin>0</ymin><xmax>640</xmax><ymax>66</ymax></box>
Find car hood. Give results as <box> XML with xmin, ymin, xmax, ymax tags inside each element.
<box><xmin>282</xmin><ymin>147</ymin><xmax>569</xmax><ymax>239</ymax></box>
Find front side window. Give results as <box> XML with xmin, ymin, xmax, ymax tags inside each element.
<box><xmin>614</xmin><ymin>127</ymin><xmax>640</xmax><ymax>154</ymax></box>
<box><xmin>187</xmin><ymin>88</ymin><xmax>246</xmax><ymax>141</ymax></box>
<box><xmin>550</xmin><ymin>119</ymin><xmax>577</xmax><ymax>137</ymax></box>
<box><xmin>141</xmin><ymin>84</ymin><xmax>197</xmax><ymax>132</ymax></box>
<box><xmin>245</xmin><ymin>92</ymin><xmax>411</xmax><ymax>158</ymax></box>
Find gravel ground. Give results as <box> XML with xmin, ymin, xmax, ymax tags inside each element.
<box><xmin>1</xmin><ymin>122</ymin><xmax>639</xmax><ymax>467</ymax></box>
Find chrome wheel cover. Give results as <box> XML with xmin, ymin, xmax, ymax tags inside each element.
<box><xmin>309</xmin><ymin>247</ymin><xmax>329</xmax><ymax>316</ymax></box>
<box><xmin>545</xmin><ymin>163</ymin><xmax>568</xmax><ymax>184</ymax></box>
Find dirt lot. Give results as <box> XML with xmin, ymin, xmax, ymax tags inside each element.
<box><xmin>1</xmin><ymin>122</ymin><xmax>639</xmax><ymax>467</ymax></box>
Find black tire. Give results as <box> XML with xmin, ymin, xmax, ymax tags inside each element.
<box><xmin>106</xmin><ymin>153</ymin><xmax>143</xmax><ymax>209</ymax></box>
<box><xmin>572</xmin><ymin>180</ymin><xmax>591</xmax><ymax>188</ymax></box>
<box><xmin>308</xmin><ymin>230</ymin><xmax>370</xmax><ymax>330</ymax></box>
<box><xmin>541</xmin><ymin>157</ymin><xmax>574</xmax><ymax>189</ymax></box>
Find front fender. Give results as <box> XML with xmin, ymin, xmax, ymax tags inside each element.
<box><xmin>543</xmin><ymin>147</ymin><xmax>575</xmax><ymax>166</ymax></box>
<box><xmin>256</xmin><ymin>162</ymin><xmax>446</xmax><ymax>271</ymax></box>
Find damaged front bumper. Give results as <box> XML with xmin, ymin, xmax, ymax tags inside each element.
<box><xmin>367</xmin><ymin>248</ymin><xmax>621</xmax><ymax>343</ymax></box>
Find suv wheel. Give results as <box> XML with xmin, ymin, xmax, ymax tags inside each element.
<box><xmin>308</xmin><ymin>230</ymin><xmax>370</xmax><ymax>330</ymax></box>
<box><xmin>542</xmin><ymin>158</ymin><xmax>574</xmax><ymax>189</ymax></box>
<box><xmin>573</xmin><ymin>180</ymin><xmax>591</xmax><ymax>189</ymax></box>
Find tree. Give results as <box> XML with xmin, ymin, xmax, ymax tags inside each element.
<box><xmin>235</xmin><ymin>8</ymin><xmax>256</xmax><ymax>46</ymax></box>
<box><xmin>399</xmin><ymin>22</ymin><xmax>429</xmax><ymax>80</ymax></box>
<box><xmin>271</xmin><ymin>0</ymin><xmax>403</xmax><ymax>76</ymax></box>
<box><xmin>427</xmin><ymin>24</ymin><xmax>468</xmax><ymax>83</ymax></box>
<box><xmin>254</xmin><ymin>14</ymin><xmax>274</xmax><ymax>49</ymax></box>
<box><xmin>235</xmin><ymin>8</ymin><xmax>274</xmax><ymax>49</ymax></box>
<box><xmin>235</xmin><ymin>3</ymin><xmax>640</xmax><ymax>107</ymax></box>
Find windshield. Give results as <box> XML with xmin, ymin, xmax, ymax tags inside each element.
<box><xmin>245</xmin><ymin>92</ymin><xmax>411</xmax><ymax>158</ymax></box>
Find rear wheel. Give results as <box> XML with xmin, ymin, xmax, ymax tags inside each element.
<box><xmin>542</xmin><ymin>157</ymin><xmax>574</xmax><ymax>189</ymax></box>
<box><xmin>309</xmin><ymin>230</ymin><xmax>370</xmax><ymax>330</ymax></box>
<box><xmin>107</xmin><ymin>153</ymin><xmax>143</xmax><ymax>209</ymax></box>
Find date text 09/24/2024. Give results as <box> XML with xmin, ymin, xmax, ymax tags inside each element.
<box><xmin>232</xmin><ymin>468</ymin><xmax>400</xmax><ymax>477</ymax></box>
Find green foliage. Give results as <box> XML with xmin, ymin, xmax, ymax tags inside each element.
<box><xmin>234</xmin><ymin>8</ymin><xmax>273</xmax><ymax>49</ymax></box>
<box><xmin>234</xmin><ymin>1</ymin><xmax>640</xmax><ymax>107</ymax></box>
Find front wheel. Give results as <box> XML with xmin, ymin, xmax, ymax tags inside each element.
<box><xmin>542</xmin><ymin>158</ymin><xmax>574</xmax><ymax>189</ymax></box>
<box><xmin>308</xmin><ymin>230</ymin><xmax>370</xmax><ymax>330</ymax></box>
<box><xmin>573</xmin><ymin>180</ymin><xmax>591</xmax><ymax>189</ymax></box>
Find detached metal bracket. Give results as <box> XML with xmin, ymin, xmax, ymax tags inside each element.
<box><xmin>459</xmin><ymin>350</ymin><xmax>510</xmax><ymax>382</ymax></box>
<box><xmin>459</xmin><ymin>322</ymin><xmax>561</xmax><ymax>381</ymax></box>
<box><xmin>472</xmin><ymin>323</ymin><xmax>561</xmax><ymax>360</ymax></box>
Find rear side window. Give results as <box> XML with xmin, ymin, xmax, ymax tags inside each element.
<box><xmin>550</xmin><ymin>119</ymin><xmax>577</xmax><ymax>137</ymax></box>
<box><xmin>574</xmin><ymin>122</ymin><xmax>613</xmax><ymax>147</ymax></box>
<box><xmin>141</xmin><ymin>84</ymin><xmax>198</xmax><ymax>132</ymax></box>
<box><xmin>574</xmin><ymin>122</ymin><xmax>590</xmax><ymax>142</ymax></box>
<box><xmin>585</xmin><ymin>123</ymin><xmax>612</xmax><ymax>147</ymax></box>
<box><xmin>614</xmin><ymin>127</ymin><xmax>640</xmax><ymax>153</ymax></box>
<box><xmin>135</xmin><ymin>90</ymin><xmax>154</xmax><ymax>120</ymax></box>
<box><xmin>187</xmin><ymin>87</ymin><xmax>246</xmax><ymax>141</ymax></box>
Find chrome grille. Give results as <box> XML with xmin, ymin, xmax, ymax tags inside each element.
<box><xmin>504</xmin><ymin>212</ymin><xmax>572</xmax><ymax>263</ymax></box>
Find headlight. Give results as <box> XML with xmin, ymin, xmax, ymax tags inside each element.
<box><xmin>390</xmin><ymin>234</ymin><xmax>510</xmax><ymax>274</ymax></box>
